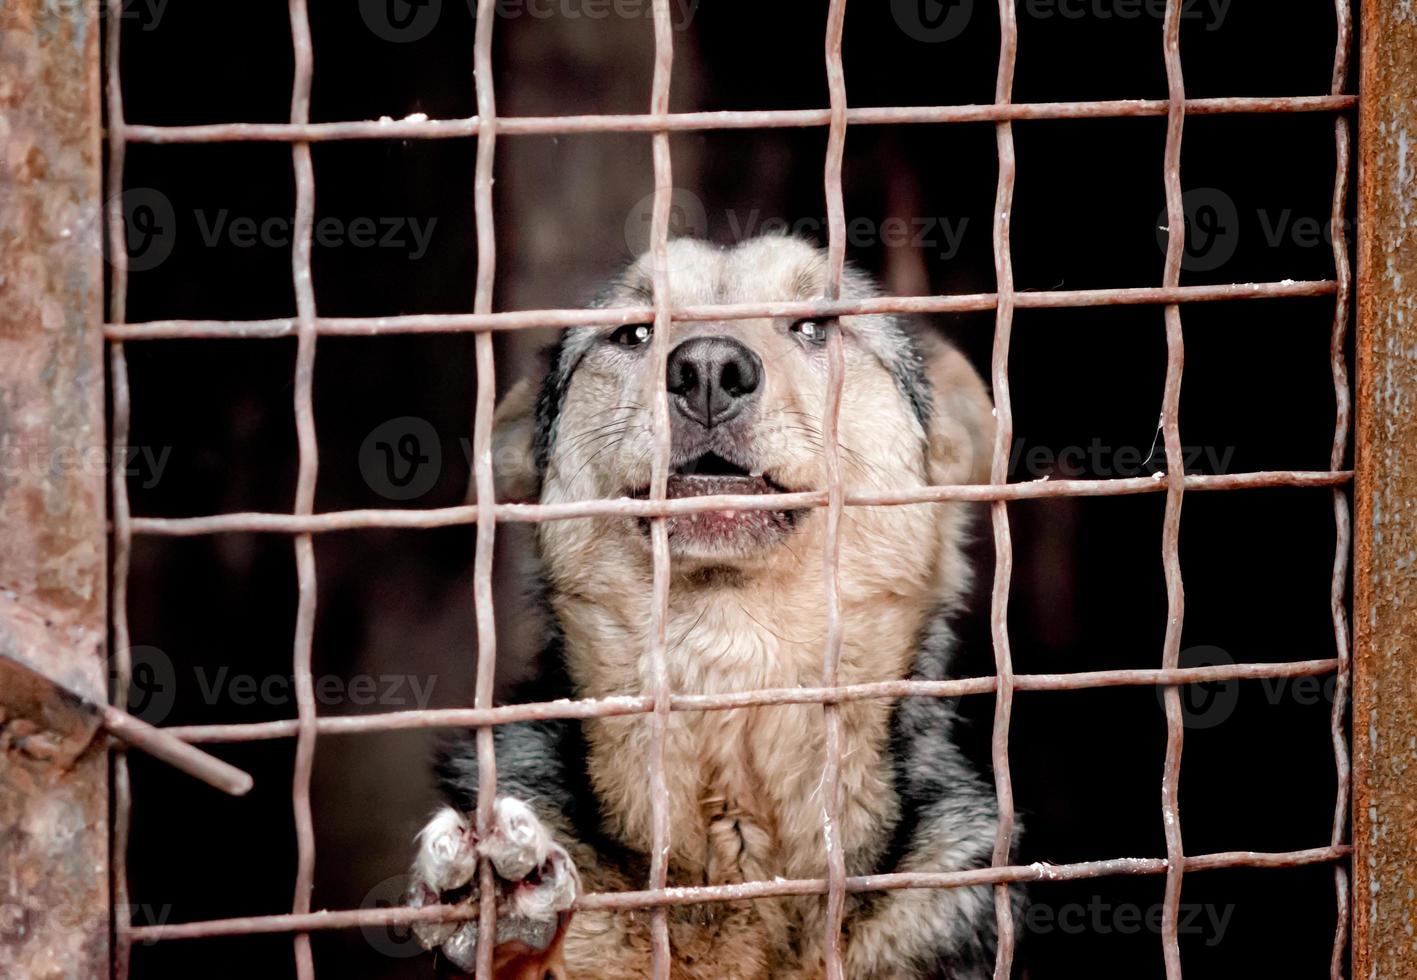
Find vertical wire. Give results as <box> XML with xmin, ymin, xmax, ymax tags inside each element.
<box><xmin>1326</xmin><ymin>0</ymin><xmax>1354</xmax><ymax>975</ymax></box>
<box><xmin>91</xmin><ymin>5</ymin><xmax>1354</xmax><ymax>977</ymax></box>
<box><xmin>104</xmin><ymin>2</ymin><xmax>133</xmax><ymax>976</ymax></box>
<box><xmin>819</xmin><ymin>1</ymin><xmax>849</xmax><ymax>975</ymax></box>
<box><xmin>989</xmin><ymin>1</ymin><xmax>1020</xmax><ymax>976</ymax></box>
<box><xmin>287</xmin><ymin>1</ymin><xmax>320</xmax><ymax>975</ymax></box>
<box><xmin>646</xmin><ymin>0</ymin><xmax>676</xmax><ymax>974</ymax></box>
<box><xmin>1159</xmin><ymin>0</ymin><xmax>1189</xmax><ymax>976</ymax></box>
<box><xmin>470</xmin><ymin>0</ymin><xmax>501</xmax><ymax>974</ymax></box>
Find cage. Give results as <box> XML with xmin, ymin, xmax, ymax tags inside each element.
<box><xmin>1</xmin><ymin>0</ymin><xmax>1413</xmax><ymax>977</ymax></box>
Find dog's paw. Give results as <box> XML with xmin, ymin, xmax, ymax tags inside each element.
<box><xmin>407</xmin><ymin>800</ymin><xmax>578</xmax><ymax>977</ymax></box>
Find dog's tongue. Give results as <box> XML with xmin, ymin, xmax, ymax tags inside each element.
<box><xmin>665</xmin><ymin>474</ymin><xmax>773</xmax><ymax>497</ymax></box>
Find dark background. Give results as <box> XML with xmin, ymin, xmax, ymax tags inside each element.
<box><xmin>108</xmin><ymin>0</ymin><xmax>1354</xmax><ymax>976</ymax></box>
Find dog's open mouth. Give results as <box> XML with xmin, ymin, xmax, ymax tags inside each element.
<box><xmin>628</xmin><ymin>452</ymin><xmax>800</xmax><ymax>554</ymax></box>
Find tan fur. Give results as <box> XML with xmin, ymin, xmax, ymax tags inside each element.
<box><xmin>491</xmin><ymin>237</ymin><xmax>996</xmax><ymax>976</ymax></box>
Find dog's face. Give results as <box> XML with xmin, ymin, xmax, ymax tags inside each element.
<box><xmin>496</xmin><ymin>236</ymin><xmax>993</xmax><ymax>603</ymax></box>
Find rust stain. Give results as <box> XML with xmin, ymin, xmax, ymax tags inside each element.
<box><xmin>0</xmin><ymin>0</ymin><xmax>109</xmax><ymax>978</ymax></box>
<box><xmin>1353</xmin><ymin>1</ymin><xmax>1417</xmax><ymax>978</ymax></box>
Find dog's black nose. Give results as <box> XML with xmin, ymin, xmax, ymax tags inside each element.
<box><xmin>666</xmin><ymin>336</ymin><xmax>762</xmax><ymax>429</ymax></box>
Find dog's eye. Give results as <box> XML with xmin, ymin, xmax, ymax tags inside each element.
<box><xmin>790</xmin><ymin>318</ymin><xmax>831</xmax><ymax>345</ymax></box>
<box><xmin>609</xmin><ymin>323</ymin><xmax>653</xmax><ymax>348</ymax></box>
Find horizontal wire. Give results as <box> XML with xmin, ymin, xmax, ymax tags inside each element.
<box><xmin>115</xmin><ymin>95</ymin><xmax>1356</xmax><ymax>144</ymax></box>
<box><xmin>151</xmin><ymin>658</ymin><xmax>1341</xmax><ymax>744</ymax></box>
<box><xmin>105</xmin><ymin>55</ymin><xmax>1361</xmax><ymax>975</ymax></box>
<box><xmin>124</xmin><ymin>470</ymin><xmax>1352</xmax><ymax>537</ymax></box>
<box><xmin>124</xmin><ymin>844</ymin><xmax>1351</xmax><ymax>944</ymax></box>
<box><xmin>103</xmin><ymin>280</ymin><xmax>1341</xmax><ymax>341</ymax></box>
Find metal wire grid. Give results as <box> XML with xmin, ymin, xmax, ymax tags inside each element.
<box><xmin>101</xmin><ymin>0</ymin><xmax>1356</xmax><ymax>977</ymax></box>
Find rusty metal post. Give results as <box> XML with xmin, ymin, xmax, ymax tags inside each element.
<box><xmin>0</xmin><ymin>0</ymin><xmax>110</xmax><ymax>977</ymax></box>
<box><xmin>1352</xmin><ymin>2</ymin><xmax>1417</xmax><ymax>978</ymax></box>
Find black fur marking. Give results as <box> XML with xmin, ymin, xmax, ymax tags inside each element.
<box><xmin>531</xmin><ymin>335</ymin><xmax>573</xmax><ymax>490</ymax></box>
<box><xmin>435</xmin><ymin>629</ymin><xmax>629</xmax><ymax>865</ymax></box>
<box><xmin>889</xmin><ymin>323</ymin><xmax>934</xmax><ymax>431</ymax></box>
<box><xmin>874</xmin><ymin>606</ymin><xmax>1024</xmax><ymax>975</ymax></box>
<box><xmin>530</xmin><ymin>260</ymin><xmax>642</xmax><ymax>490</ymax></box>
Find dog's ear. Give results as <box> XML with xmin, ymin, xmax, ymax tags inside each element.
<box><xmin>919</xmin><ymin>332</ymin><xmax>996</xmax><ymax>486</ymax></box>
<box><xmin>492</xmin><ymin>377</ymin><xmax>540</xmax><ymax>502</ymax></box>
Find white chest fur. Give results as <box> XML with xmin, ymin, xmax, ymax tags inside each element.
<box><xmin>574</xmin><ymin>594</ymin><xmax>905</xmax><ymax>883</ymax></box>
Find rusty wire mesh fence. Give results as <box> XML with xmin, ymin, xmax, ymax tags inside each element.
<box><xmin>103</xmin><ymin>0</ymin><xmax>1355</xmax><ymax>977</ymax></box>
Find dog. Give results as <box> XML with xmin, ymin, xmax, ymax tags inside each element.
<box><xmin>407</xmin><ymin>235</ymin><xmax>1012</xmax><ymax>978</ymax></box>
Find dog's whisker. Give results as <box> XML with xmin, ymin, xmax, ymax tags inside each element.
<box><xmin>564</xmin><ymin>428</ymin><xmax>642</xmax><ymax>487</ymax></box>
<box><xmin>732</xmin><ymin>602</ymin><xmax>820</xmax><ymax>647</ymax></box>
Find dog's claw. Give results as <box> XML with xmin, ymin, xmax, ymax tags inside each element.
<box><xmin>414</xmin><ymin>806</ymin><xmax>480</xmax><ymax>892</ymax></box>
<box><xmin>407</xmin><ymin>800</ymin><xmax>578</xmax><ymax>977</ymax></box>
<box><xmin>442</xmin><ymin>920</ymin><xmax>481</xmax><ymax>972</ymax></box>
<box><xmin>480</xmin><ymin>797</ymin><xmax>551</xmax><ymax>881</ymax></box>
